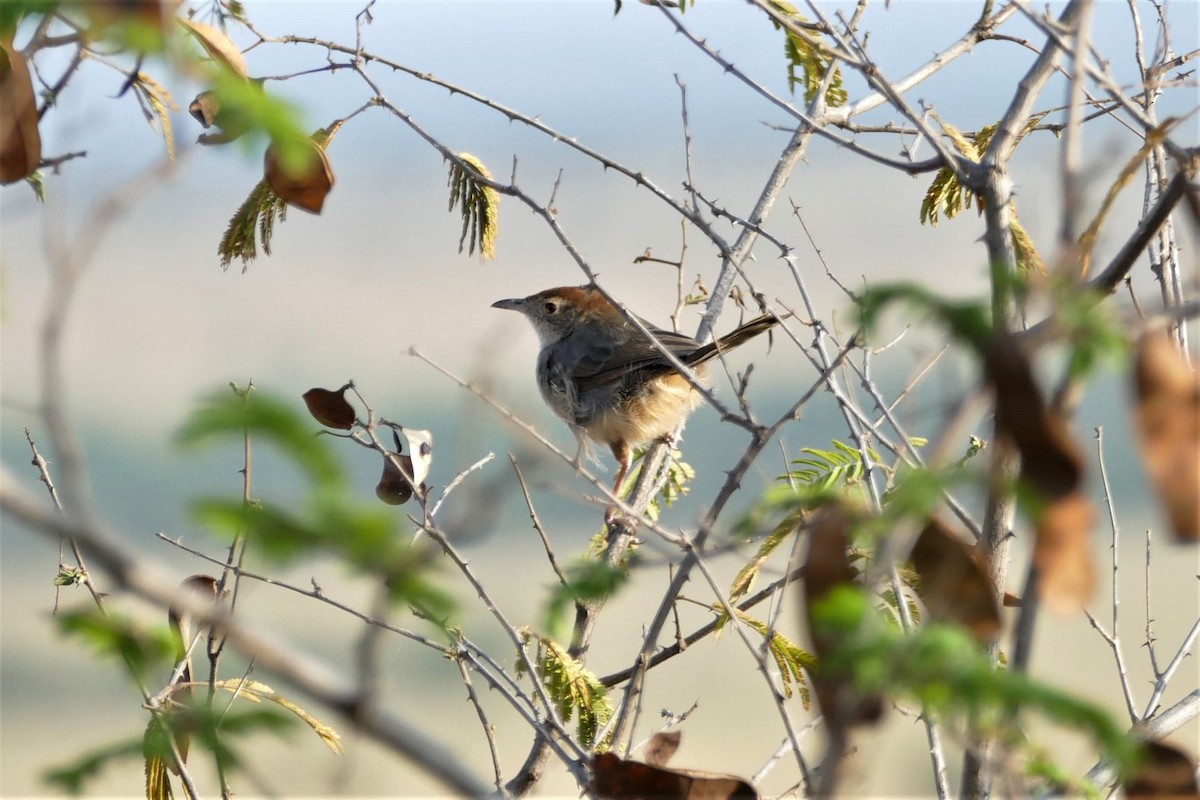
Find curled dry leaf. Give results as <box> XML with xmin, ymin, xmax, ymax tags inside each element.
<box><xmin>302</xmin><ymin>386</ymin><xmax>355</xmax><ymax>430</ymax></box>
<box><xmin>188</xmin><ymin>90</ymin><xmax>221</xmax><ymax>128</ymax></box>
<box><xmin>178</xmin><ymin>17</ymin><xmax>248</xmax><ymax>78</ymax></box>
<box><xmin>1124</xmin><ymin>740</ymin><xmax>1200</xmax><ymax>798</ymax></box>
<box><xmin>0</xmin><ymin>43</ymin><xmax>42</xmax><ymax>185</ymax></box>
<box><xmin>983</xmin><ymin>333</ymin><xmax>1094</xmax><ymax>610</ymax></box>
<box><xmin>375</xmin><ymin>453</ymin><xmax>415</xmax><ymax>506</ymax></box>
<box><xmin>1034</xmin><ymin>490</ymin><xmax>1096</xmax><ymax>613</ymax></box>
<box><xmin>984</xmin><ymin>334</ymin><xmax>1083</xmax><ymax>500</ymax></box>
<box><xmin>398</xmin><ymin>427</ymin><xmax>434</xmax><ymax>489</ymax></box>
<box><xmin>1134</xmin><ymin>333</ymin><xmax>1200</xmax><ymax>542</ymax></box>
<box><xmin>643</xmin><ymin>730</ymin><xmax>682</xmax><ymax>768</ymax></box>
<box><xmin>910</xmin><ymin>519</ymin><xmax>1001</xmax><ymax>644</ymax></box>
<box><xmin>801</xmin><ymin>502</ymin><xmax>882</xmax><ymax>729</ymax></box>
<box><xmin>265</xmin><ymin>139</ymin><xmax>334</xmax><ymax>214</ymax></box>
<box><xmin>189</xmin><ymin>81</ymin><xmax>267</xmax><ymax>145</ymax></box>
<box><xmin>590</xmin><ymin>752</ymin><xmax>758</xmax><ymax>800</ymax></box>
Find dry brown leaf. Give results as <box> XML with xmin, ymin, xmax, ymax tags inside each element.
<box><xmin>984</xmin><ymin>334</ymin><xmax>1083</xmax><ymax>500</ymax></box>
<box><xmin>188</xmin><ymin>89</ymin><xmax>221</xmax><ymax>128</ymax></box>
<box><xmin>178</xmin><ymin>17</ymin><xmax>248</xmax><ymax>77</ymax></box>
<box><xmin>265</xmin><ymin>139</ymin><xmax>334</xmax><ymax>214</ymax></box>
<box><xmin>801</xmin><ymin>502</ymin><xmax>882</xmax><ymax>728</ymax></box>
<box><xmin>983</xmin><ymin>333</ymin><xmax>1095</xmax><ymax>610</ymax></box>
<box><xmin>0</xmin><ymin>43</ymin><xmax>41</xmax><ymax>185</ymax></box>
<box><xmin>910</xmin><ymin>519</ymin><xmax>1002</xmax><ymax>644</ymax></box>
<box><xmin>802</xmin><ymin>502</ymin><xmax>857</xmax><ymax>607</ymax></box>
<box><xmin>643</xmin><ymin>730</ymin><xmax>681</xmax><ymax>768</ymax></box>
<box><xmin>590</xmin><ymin>752</ymin><xmax>758</xmax><ymax>800</ymax></box>
<box><xmin>1125</xmin><ymin>740</ymin><xmax>1200</xmax><ymax>798</ymax></box>
<box><xmin>1034</xmin><ymin>491</ymin><xmax>1096</xmax><ymax>612</ymax></box>
<box><xmin>302</xmin><ymin>386</ymin><xmax>355</xmax><ymax>430</ymax></box>
<box><xmin>1134</xmin><ymin>333</ymin><xmax>1200</xmax><ymax>542</ymax></box>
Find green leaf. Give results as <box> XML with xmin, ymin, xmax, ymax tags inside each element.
<box><xmin>809</xmin><ymin>586</ymin><xmax>1141</xmax><ymax>779</ymax></box>
<box><xmin>203</xmin><ymin>71</ymin><xmax>312</xmax><ymax>165</ymax></box>
<box><xmin>57</xmin><ymin>610</ymin><xmax>175</xmax><ymax>677</ymax></box>
<box><xmin>192</xmin><ymin>498</ymin><xmax>323</xmax><ymax>563</ymax></box>
<box><xmin>176</xmin><ymin>389</ymin><xmax>342</xmax><ymax>488</ymax></box>
<box><xmin>856</xmin><ymin>284</ymin><xmax>992</xmax><ymax>352</ymax></box>
<box><xmin>0</xmin><ymin>0</ymin><xmax>59</xmax><ymax>41</ymax></box>
<box><xmin>45</xmin><ymin>734</ymin><xmax>146</xmax><ymax>795</ymax></box>
<box><xmin>447</xmin><ymin>153</ymin><xmax>500</xmax><ymax>260</ymax></box>
<box><xmin>544</xmin><ymin>559</ymin><xmax>629</xmax><ymax>640</ymax></box>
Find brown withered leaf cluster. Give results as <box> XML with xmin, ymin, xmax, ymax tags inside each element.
<box><xmin>983</xmin><ymin>334</ymin><xmax>1094</xmax><ymax>612</ymax></box>
<box><xmin>590</xmin><ymin>732</ymin><xmax>758</xmax><ymax>800</ymax></box>
<box><xmin>1134</xmin><ymin>333</ymin><xmax>1200</xmax><ymax>542</ymax></box>
<box><xmin>910</xmin><ymin>519</ymin><xmax>1002</xmax><ymax>644</ymax></box>
<box><xmin>182</xmin><ymin>19</ymin><xmax>337</xmax><ymax>216</ymax></box>
<box><xmin>0</xmin><ymin>43</ymin><xmax>41</xmax><ymax>185</ymax></box>
<box><xmin>801</xmin><ymin>502</ymin><xmax>884</xmax><ymax>730</ymax></box>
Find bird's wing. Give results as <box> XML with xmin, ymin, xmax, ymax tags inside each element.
<box><xmin>572</xmin><ymin>317</ymin><xmax>700</xmax><ymax>393</ymax></box>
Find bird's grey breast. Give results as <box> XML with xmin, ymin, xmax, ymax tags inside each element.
<box><xmin>539</xmin><ymin>322</ymin><xmax>625</xmax><ymax>426</ymax></box>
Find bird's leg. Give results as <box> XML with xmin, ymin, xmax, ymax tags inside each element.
<box><xmin>606</xmin><ymin>441</ymin><xmax>633</xmax><ymax>524</ymax></box>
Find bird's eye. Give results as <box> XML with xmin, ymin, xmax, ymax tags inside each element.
<box><xmin>543</xmin><ymin>301</ymin><xmax>559</xmax><ymax>315</ymax></box>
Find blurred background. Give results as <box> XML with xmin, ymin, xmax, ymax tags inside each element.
<box><xmin>2</xmin><ymin>0</ymin><xmax>1198</xmax><ymax>796</ymax></box>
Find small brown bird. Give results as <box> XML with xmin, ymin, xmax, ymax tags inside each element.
<box><xmin>493</xmin><ymin>285</ymin><xmax>779</xmax><ymax>517</ymax></box>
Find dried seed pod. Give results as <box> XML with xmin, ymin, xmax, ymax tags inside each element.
<box><xmin>376</xmin><ymin>454</ymin><xmax>415</xmax><ymax>506</ymax></box>
<box><xmin>302</xmin><ymin>386</ymin><xmax>355</xmax><ymax>430</ymax></box>
<box><xmin>265</xmin><ymin>139</ymin><xmax>334</xmax><ymax>214</ymax></box>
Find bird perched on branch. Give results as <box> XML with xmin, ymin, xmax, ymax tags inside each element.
<box><xmin>493</xmin><ymin>285</ymin><xmax>780</xmax><ymax>519</ymax></box>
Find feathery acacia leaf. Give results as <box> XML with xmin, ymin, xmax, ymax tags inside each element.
<box><xmin>714</xmin><ymin>610</ymin><xmax>815</xmax><ymax>708</ymax></box>
<box><xmin>217</xmin><ymin>121</ymin><xmax>344</xmax><ymax>270</ymax></box>
<box><xmin>130</xmin><ymin>72</ymin><xmax>179</xmax><ymax>160</ymax></box>
<box><xmin>765</xmin><ymin>0</ymin><xmax>846</xmax><ymax>107</ymax></box>
<box><xmin>447</xmin><ymin>153</ymin><xmax>499</xmax><ymax>260</ymax></box>
<box><xmin>213</xmin><ymin>679</ymin><xmax>344</xmax><ymax>754</ymax></box>
<box><xmin>518</xmin><ymin>631</ymin><xmax>613</xmax><ymax>748</ymax></box>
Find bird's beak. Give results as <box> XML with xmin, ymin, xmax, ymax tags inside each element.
<box><xmin>491</xmin><ymin>297</ymin><xmax>524</xmax><ymax>312</ymax></box>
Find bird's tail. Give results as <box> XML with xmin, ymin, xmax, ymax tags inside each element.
<box><xmin>687</xmin><ymin>312</ymin><xmax>782</xmax><ymax>366</ymax></box>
